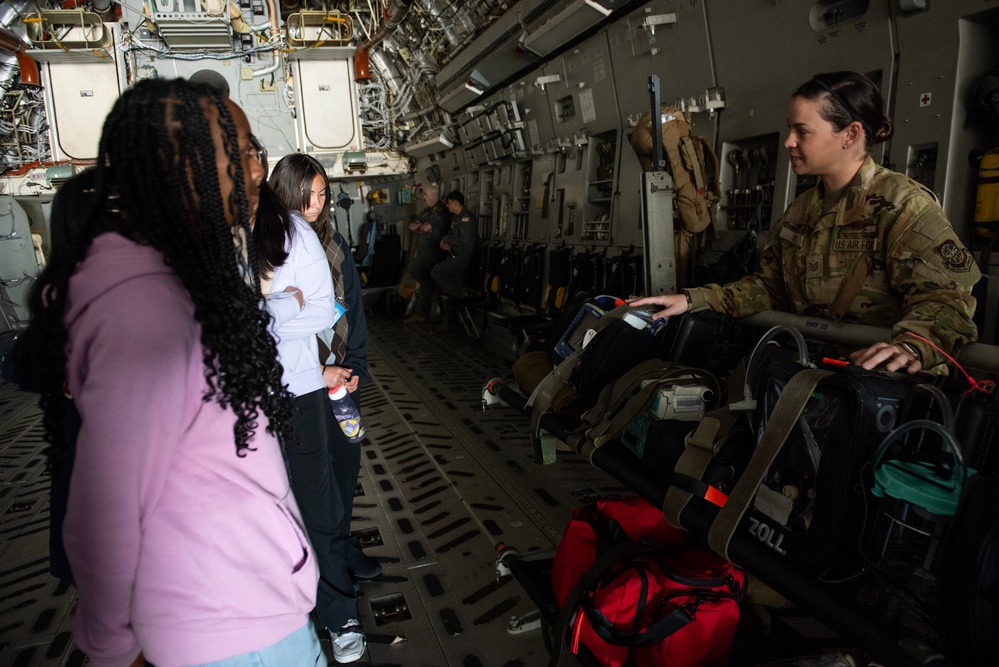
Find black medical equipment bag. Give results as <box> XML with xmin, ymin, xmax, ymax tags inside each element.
<box><xmin>572</xmin><ymin>310</ymin><xmax>753</xmax><ymax>406</ymax></box>
<box><xmin>659</xmin><ymin>309</ymin><xmax>756</xmax><ymax>378</ymax></box>
<box><xmin>727</xmin><ymin>358</ymin><xmax>915</xmax><ymax>579</ymax></box>
<box><xmin>574</xmin><ymin>318</ymin><xmax>668</xmax><ymax>405</ymax></box>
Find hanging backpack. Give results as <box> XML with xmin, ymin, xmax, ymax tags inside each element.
<box><xmin>629</xmin><ymin>105</ymin><xmax>721</xmax><ymax>235</ymax></box>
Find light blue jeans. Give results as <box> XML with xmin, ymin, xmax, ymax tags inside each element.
<box><xmin>191</xmin><ymin>622</ymin><xmax>325</xmax><ymax>667</ymax></box>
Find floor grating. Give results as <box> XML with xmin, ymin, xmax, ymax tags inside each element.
<box><xmin>1</xmin><ymin>315</ymin><xmax>616</xmax><ymax>666</ymax></box>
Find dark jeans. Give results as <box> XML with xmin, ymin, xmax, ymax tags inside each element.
<box><xmin>286</xmin><ymin>389</ymin><xmax>357</xmax><ymax>632</ymax></box>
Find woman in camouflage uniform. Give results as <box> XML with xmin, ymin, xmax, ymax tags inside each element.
<box><xmin>632</xmin><ymin>71</ymin><xmax>980</xmax><ymax>374</ymax></box>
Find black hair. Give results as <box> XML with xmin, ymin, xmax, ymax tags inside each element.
<box><xmin>15</xmin><ymin>77</ymin><xmax>293</xmax><ymax>459</ymax></box>
<box><xmin>445</xmin><ymin>190</ymin><xmax>464</xmax><ymax>207</ymax></box>
<box><xmin>268</xmin><ymin>153</ymin><xmax>332</xmax><ymax>246</ymax></box>
<box><xmin>793</xmin><ymin>71</ymin><xmax>894</xmax><ymax>147</ymax></box>
<box><xmin>253</xmin><ymin>181</ymin><xmax>292</xmax><ymax>274</ymax></box>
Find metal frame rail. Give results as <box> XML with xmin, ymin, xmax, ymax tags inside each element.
<box><xmin>742</xmin><ymin>310</ymin><xmax>999</xmax><ymax>374</ymax></box>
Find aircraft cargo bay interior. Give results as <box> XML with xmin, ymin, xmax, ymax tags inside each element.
<box><xmin>2</xmin><ymin>1</ymin><xmax>999</xmax><ymax>666</ymax></box>
<box><xmin>8</xmin><ymin>311</ymin><xmax>995</xmax><ymax>667</ymax></box>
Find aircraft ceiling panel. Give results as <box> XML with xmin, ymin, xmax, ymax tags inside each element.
<box><xmin>435</xmin><ymin>0</ymin><xmax>543</xmax><ymax>89</ymax></box>
<box><xmin>434</xmin><ymin>9</ymin><xmax>539</xmax><ymax>115</ymax></box>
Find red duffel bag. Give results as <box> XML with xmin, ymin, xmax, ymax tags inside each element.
<box><xmin>550</xmin><ymin>496</ymin><xmax>745</xmax><ymax>667</ymax></box>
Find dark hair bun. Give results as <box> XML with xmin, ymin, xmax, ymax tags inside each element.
<box><xmin>872</xmin><ymin>118</ymin><xmax>894</xmax><ymax>145</ymax></box>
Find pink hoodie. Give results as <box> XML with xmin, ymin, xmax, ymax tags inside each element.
<box><xmin>62</xmin><ymin>233</ymin><xmax>318</xmax><ymax>667</ymax></box>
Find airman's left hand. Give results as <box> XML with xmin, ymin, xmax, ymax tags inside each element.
<box><xmin>850</xmin><ymin>342</ymin><xmax>922</xmax><ymax>374</ymax></box>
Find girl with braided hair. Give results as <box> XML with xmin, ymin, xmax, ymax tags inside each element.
<box><xmin>15</xmin><ymin>78</ymin><xmax>324</xmax><ymax>667</ymax></box>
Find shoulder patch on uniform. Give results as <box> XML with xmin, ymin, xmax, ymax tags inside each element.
<box><xmin>936</xmin><ymin>240</ymin><xmax>973</xmax><ymax>272</ymax></box>
<box><xmin>461</xmin><ymin>215</ymin><xmax>470</xmax><ymax>221</ymax></box>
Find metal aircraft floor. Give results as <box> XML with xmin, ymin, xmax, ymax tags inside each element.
<box><xmin>1</xmin><ymin>311</ymin><xmax>847</xmax><ymax>667</ymax></box>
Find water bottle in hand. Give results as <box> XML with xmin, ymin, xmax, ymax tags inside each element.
<box><xmin>328</xmin><ymin>384</ymin><xmax>364</xmax><ymax>443</ymax></box>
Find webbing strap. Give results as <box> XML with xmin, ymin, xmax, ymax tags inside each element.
<box><xmin>829</xmin><ymin>253</ymin><xmax>871</xmax><ymax>322</ymax></box>
<box><xmin>668</xmin><ymin>472</ymin><xmax>729</xmax><ymax>510</ymax></box>
<box><xmin>573</xmin><ymin>363</ymin><xmax>719</xmax><ymax>463</ymax></box>
<box><xmin>584</xmin><ymin>592</ymin><xmax>695</xmax><ymax>648</ymax></box>
<box><xmin>525</xmin><ymin>303</ymin><xmax>639</xmax><ymax>464</ymax></box>
<box><xmin>572</xmin><ymin>359</ymin><xmax>671</xmax><ymax>459</ymax></box>
<box><xmin>580</xmin><ymin>361</ymin><xmax>680</xmax><ymax>440</ymax></box>
<box><xmin>662</xmin><ymin>120</ymin><xmax>691</xmax><ymax>190</ymax></box>
<box><xmin>663</xmin><ymin>408</ymin><xmax>743</xmax><ymax>530</ymax></box>
<box><xmin>527</xmin><ymin>348</ymin><xmax>582</xmax><ymax>464</ymax></box>
<box><xmin>549</xmin><ymin>541</ymin><xmax>646</xmax><ymax>667</ymax></box>
<box><xmin>707</xmin><ymin>369</ymin><xmax>833</xmax><ymax>561</ymax></box>
<box><xmin>681</xmin><ymin>136</ymin><xmax>705</xmax><ymax>191</ymax></box>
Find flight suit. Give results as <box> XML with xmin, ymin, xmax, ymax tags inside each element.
<box><xmin>686</xmin><ymin>156</ymin><xmax>981</xmax><ymax>368</ymax></box>
<box><xmin>407</xmin><ymin>201</ymin><xmax>447</xmax><ymax>317</ymax></box>
<box><xmin>432</xmin><ymin>206</ymin><xmax>478</xmax><ymax>298</ymax></box>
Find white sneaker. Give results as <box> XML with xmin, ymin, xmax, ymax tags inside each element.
<box><xmin>331</xmin><ymin>619</ymin><xmax>366</xmax><ymax>663</ymax></box>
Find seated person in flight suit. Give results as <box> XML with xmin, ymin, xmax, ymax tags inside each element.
<box><xmin>431</xmin><ymin>190</ymin><xmax>479</xmax><ymax>300</ymax></box>
<box><xmin>632</xmin><ymin>70</ymin><xmax>981</xmax><ymax>374</ymax></box>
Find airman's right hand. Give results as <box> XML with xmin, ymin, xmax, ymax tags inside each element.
<box><xmin>627</xmin><ymin>294</ymin><xmax>689</xmax><ymax>320</ymax></box>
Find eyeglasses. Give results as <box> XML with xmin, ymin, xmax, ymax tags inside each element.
<box><xmin>246</xmin><ymin>135</ymin><xmax>268</xmax><ymax>171</ymax></box>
